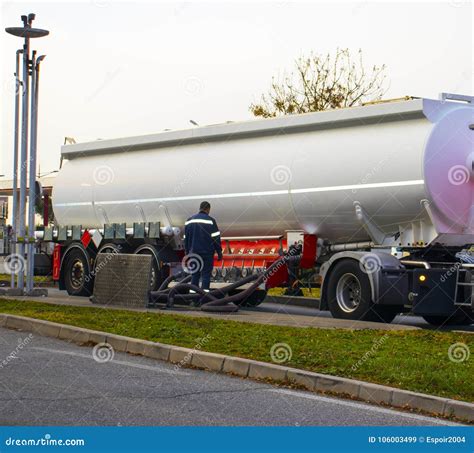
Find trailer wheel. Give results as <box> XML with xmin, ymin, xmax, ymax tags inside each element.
<box><xmin>135</xmin><ymin>248</ymin><xmax>161</xmax><ymax>291</ymax></box>
<box><xmin>63</xmin><ymin>249</ymin><xmax>93</xmax><ymax>296</ymax></box>
<box><xmin>422</xmin><ymin>309</ymin><xmax>473</xmax><ymax>326</ymax></box>
<box><xmin>327</xmin><ymin>260</ymin><xmax>397</xmax><ymax>323</ymax></box>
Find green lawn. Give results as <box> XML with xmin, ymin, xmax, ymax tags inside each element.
<box><xmin>0</xmin><ymin>299</ymin><xmax>472</xmax><ymax>402</ymax></box>
<box><xmin>268</xmin><ymin>287</ymin><xmax>321</xmax><ymax>298</ymax></box>
<box><xmin>0</xmin><ymin>273</ymin><xmax>52</xmax><ymax>284</ymax></box>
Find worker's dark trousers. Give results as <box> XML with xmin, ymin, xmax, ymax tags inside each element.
<box><xmin>191</xmin><ymin>253</ymin><xmax>214</xmax><ymax>290</ymax></box>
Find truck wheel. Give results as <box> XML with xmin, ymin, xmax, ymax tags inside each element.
<box><xmin>135</xmin><ymin>249</ymin><xmax>161</xmax><ymax>291</ymax></box>
<box><xmin>327</xmin><ymin>260</ymin><xmax>397</xmax><ymax>323</ymax></box>
<box><xmin>63</xmin><ymin>249</ymin><xmax>93</xmax><ymax>296</ymax></box>
<box><xmin>423</xmin><ymin>309</ymin><xmax>473</xmax><ymax>326</ymax></box>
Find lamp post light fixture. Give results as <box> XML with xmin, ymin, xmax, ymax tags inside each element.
<box><xmin>5</xmin><ymin>14</ymin><xmax>49</xmax><ymax>294</ymax></box>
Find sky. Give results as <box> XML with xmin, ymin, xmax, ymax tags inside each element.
<box><xmin>0</xmin><ymin>0</ymin><xmax>472</xmax><ymax>178</ymax></box>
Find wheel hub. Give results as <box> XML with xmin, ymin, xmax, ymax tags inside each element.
<box><xmin>335</xmin><ymin>273</ymin><xmax>362</xmax><ymax>313</ymax></box>
<box><xmin>70</xmin><ymin>260</ymin><xmax>85</xmax><ymax>290</ymax></box>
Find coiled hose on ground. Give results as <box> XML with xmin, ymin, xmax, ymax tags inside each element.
<box><xmin>149</xmin><ymin>253</ymin><xmax>300</xmax><ymax>313</ymax></box>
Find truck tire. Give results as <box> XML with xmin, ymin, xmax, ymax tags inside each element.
<box><xmin>63</xmin><ymin>248</ymin><xmax>93</xmax><ymax>296</ymax></box>
<box><xmin>423</xmin><ymin>309</ymin><xmax>473</xmax><ymax>326</ymax></box>
<box><xmin>135</xmin><ymin>248</ymin><xmax>162</xmax><ymax>291</ymax></box>
<box><xmin>327</xmin><ymin>260</ymin><xmax>398</xmax><ymax>323</ymax></box>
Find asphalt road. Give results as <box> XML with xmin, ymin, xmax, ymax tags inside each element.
<box><xmin>0</xmin><ymin>327</ymin><xmax>460</xmax><ymax>426</ymax></box>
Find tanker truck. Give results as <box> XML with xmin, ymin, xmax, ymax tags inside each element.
<box><xmin>44</xmin><ymin>92</ymin><xmax>474</xmax><ymax>325</ymax></box>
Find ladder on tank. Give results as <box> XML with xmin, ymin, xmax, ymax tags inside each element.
<box><xmin>454</xmin><ymin>264</ymin><xmax>474</xmax><ymax>307</ymax></box>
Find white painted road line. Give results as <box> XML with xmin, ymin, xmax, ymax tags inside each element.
<box><xmin>32</xmin><ymin>347</ymin><xmax>190</xmax><ymax>376</ymax></box>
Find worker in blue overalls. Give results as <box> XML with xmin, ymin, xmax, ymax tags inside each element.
<box><xmin>184</xmin><ymin>201</ymin><xmax>223</xmax><ymax>297</ymax></box>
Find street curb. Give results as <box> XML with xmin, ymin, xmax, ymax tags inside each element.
<box><xmin>0</xmin><ymin>313</ymin><xmax>472</xmax><ymax>423</ymax></box>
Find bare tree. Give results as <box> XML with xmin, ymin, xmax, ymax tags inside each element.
<box><xmin>250</xmin><ymin>48</ymin><xmax>388</xmax><ymax>118</ymax></box>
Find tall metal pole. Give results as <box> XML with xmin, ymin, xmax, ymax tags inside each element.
<box><xmin>5</xmin><ymin>14</ymin><xmax>49</xmax><ymax>294</ymax></box>
<box><xmin>17</xmin><ymin>16</ymin><xmax>31</xmax><ymax>291</ymax></box>
<box><xmin>27</xmin><ymin>54</ymin><xmax>45</xmax><ymax>293</ymax></box>
<box><xmin>10</xmin><ymin>49</ymin><xmax>22</xmax><ymax>288</ymax></box>
<box><xmin>26</xmin><ymin>51</ymin><xmax>37</xmax><ymax>293</ymax></box>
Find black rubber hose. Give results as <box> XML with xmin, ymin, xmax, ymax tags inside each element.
<box><xmin>149</xmin><ymin>274</ymin><xmax>192</xmax><ymax>306</ymax></box>
<box><xmin>208</xmin><ymin>273</ymin><xmax>260</xmax><ymax>295</ymax></box>
<box><xmin>150</xmin><ymin>271</ymin><xmax>261</xmax><ymax>307</ymax></box>
<box><xmin>149</xmin><ymin>253</ymin><xmax>300</xmax><ymax>313</ymax></box>
<box><xmin>163</xmin><ymin>282</ymin><xmax>220</xmax><ymax>310</ymax></box>
<box><xmin>200</xmin><ymin>254</ymin><xmax>300</xmax><ymax>312</ymax></box>
<box><xmin>157</xmin><ymin>272</ymin><xmax>191</xmax><ymax>292</ymax></box>
<box><xmin>150</xmin><ymin>272</ymin><xmax>258</xmax><ymax>302</ymax></box>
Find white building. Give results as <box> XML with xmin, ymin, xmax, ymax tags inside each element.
<box><xmin>0</xmin><ymin>175</ymin><xmax>56</xmax><ymax>227</ymax></box>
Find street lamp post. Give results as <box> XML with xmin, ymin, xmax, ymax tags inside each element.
<box><xmin>5</xmin><ymin>14</ymin><xmax>49</xmax><ymax>295</ymax></box>
<box><xmin>27</xmin><ymin>53</ymin><xmax>46</xmax><ymax>293</ymax></box>
<box><xmin>10</xmin><ymin>49</ymin><xmax>22</xmax><ymax>288</ymax></box>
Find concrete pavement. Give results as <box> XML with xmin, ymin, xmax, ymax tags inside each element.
<box><xmin>0</xmin><ymin>327</ymin><xmax>459</xmax><ymax>426</ymax></box>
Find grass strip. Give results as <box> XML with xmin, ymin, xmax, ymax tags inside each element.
<box><xmin>267</xmin><ymin>287</ymin><xmax>320</xmax><ymax>298</ymax></box>
<box><xmin>0</xmin><ymin>298</ymin><xmax>472</xmax><ymax>402</ymax></box>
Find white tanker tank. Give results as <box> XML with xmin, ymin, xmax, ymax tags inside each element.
<box><xmin>53</xmin><ymin>94</ymin><xmax>474</xmax><ymax>248</ymax></box>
